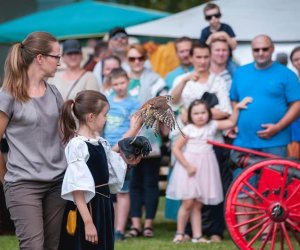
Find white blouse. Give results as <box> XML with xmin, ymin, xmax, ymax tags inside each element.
<box><xmin>170</xmin><ymin>72</ymin><xmax>232</xmax><ymax>114</ymax></box>
<box><xmin>61</xmin><ymin>136</ymin><xmax>127</xmax><ymax>204</ymax></box>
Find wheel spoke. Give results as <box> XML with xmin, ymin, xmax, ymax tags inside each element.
<box><xmin>247</xmin><ymin>219</ymin><xmax>271</xmax><ymax>248</ymax></box>
<box><xmin>234</xmin><ymin>214</ymin><xmax>268</xmax><ymax>228</ymax></box>
<box><xmin>289</xmin><ymin>202</ymin><xmax>300</xmax><ymax>210</ymax></box>
<box><xmin>280</xmin><ymin>222</ymin><xmax>294</xmax><ymax>249</ymax></box>
<box><xmin>270</xmin><ymin>223</ymin><xmax>278</xmax><ymax>250</ymax></box>
<box><xmin>289</xmin><ymin>226</ymin><xmax>300</xmax><ymax>245</ymax></box>
<box><xmin>242</xmin><ymin>180</ymin><xmax>270</xmax><ymax>204</ymax></box>
<box><xmin>280</xmin><ymin>224</ymin><xmax>284</xmax><ymax>250</ymax></box>
<box><xmin>286</xmin><ymin>218</ymin><xmax>300</xmax><ymax>232</ymax></box>
<box><xmin>259</xmin><ymin>223</ymin><xmax>274</xmax><ymax>250</ymax></box>
<box><xmin>232</xmin><ymin>202</ymin><xmax>265</xmax><ymax>210</ymax></box>
<box><xmin>289</xmin><ymin>212</ymin><xmax>300</xmax><ymax>221</ymax></box>
<box><xmin>241</xmin><ymin>188</ymin><xmax>265</xmax><ymax>205</ymax></box>
<box><xmin>286</xmin><ymin>184</ymin><xmax>300</xmax><ymax>204</ymax></box>
<box><xmin>235</xmin><ymin>210</ymin><xmax>265</xmax><ymax>216</ymax></box>
<box><xmin>242</xmin><ymin>218</ymin><xmax>269</xmax><ymax>236</ymax></box>
<box><xmin>279</xmin><ymin>165</ymin><xmax>289</xmax><ymax>201</ymax></box>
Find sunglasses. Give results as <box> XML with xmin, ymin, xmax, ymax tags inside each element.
<box><xmin>128</xmin><ymin>56</ymin><xmax>145</xmax><ymax>62</ymax></box>
<box><xmin>205</xmin><ymin>13</ymin><xmax>221</xmax><ymax>21</ymax></box>
<box><xmin>252</xmin><ymin>47</ymin><xmax>270</xmax><ymax>52</ymax></box>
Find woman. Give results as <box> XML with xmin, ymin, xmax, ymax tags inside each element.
<box><xmin>170</xmin><ymin>42</ymin><xmax>232</xmax><ymax>242</ymax></box>
<box><xmin>0</xmin><ymin>32</ymin><xmax>67</xmax><ymax>249</ymax></box>
<box><xmin>126</xmin><ymin>44</ymin><xmax>166</xmax><ymax>238</ymax></box>
<box><xmin>288</xmin><ymin>46</ymin><xmax>300</xmax><ymax>158</ymax></box>
<box><xmin>171</xmin><ymin>42</ymin><xmax>231</xmax><ymax>122</ymax></box>
<box><xmin>51</xmin><ymin>39</ymin><xmax>100</xmax><ymax>100</ymax></box>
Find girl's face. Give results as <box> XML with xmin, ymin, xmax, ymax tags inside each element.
<box><xmin>111</xmin><ymin>76</ymin><xmax>129</xmax><ymax>98</ymax></box>
<box><xmin>127</xmin><ymin>48</ymin><xmax>145</xmax><ymax>73</ymax></box>
<box><xmin>102</xmin><ymin>58</ymin><xmax>120</xmax><ymax>78</ymax></box>
<box><xmin>89</xmin><ymin>103</ymin><xmax>109</xmax><ymax>133</ymax></box>
<box><xmin>190</xmin><ymin>48</ymin><xmax>210</xmax><ymax>74</ymax></box>
<box><xmin>190</xmin><ymin>103</ymin><xmax>210</xmax><ymax>126</ymax></box>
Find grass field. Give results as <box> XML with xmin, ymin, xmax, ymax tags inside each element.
<box><xmin>0</xmin><ymin>198</ymin><xmax>238</xmax><ymax>250</ymax></box>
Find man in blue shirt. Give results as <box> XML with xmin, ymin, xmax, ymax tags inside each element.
<box><xmin>230</xmin><ymin>34</ymin><xmax>300</xmax><ymax>156</ymax></box>
<box><xmin>165</xmin><ymin>37</ymin><xmax>193</xmax><ymax>90</ymax></box>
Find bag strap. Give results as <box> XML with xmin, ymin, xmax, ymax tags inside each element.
<box><xmin>65</xmin><ymin>71</ymin><xmax>86</xmax><ymax>100</ymax></box>
<box><xmin>207</xmin><ymin>73</ymin><xmax>217</xmax><ymax>92</ymax></box>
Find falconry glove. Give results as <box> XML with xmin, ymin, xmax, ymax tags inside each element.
<box><xmin>118</xmin><ymin>136</ymin><xmax>152</xmax><ymax>159</ymax></box>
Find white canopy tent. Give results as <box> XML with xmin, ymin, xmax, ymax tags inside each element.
<box><xmin>127</xmin><ymin>0</ymin><xmax>300</xmax><ymax>68</ymax></box>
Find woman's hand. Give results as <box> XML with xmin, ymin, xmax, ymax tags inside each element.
<box><xmin>85</xmin><ymin>221</ymin><xmax>98</xmax><ymax>244</ymax></box>
<box><xmin>184</xmin><ymin>72</ymin><xmax>200</xmax><ymax>82</ymax></box>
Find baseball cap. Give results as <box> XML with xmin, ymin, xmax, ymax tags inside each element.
<box><xmin>62</xmin><ymin>39</ymin><xmax>82</xmax><ymax>54</ymax></box>
<box><xmin>108</xmin><ymin>27</ymin><xmax>128</xmax><ymax>40</ymax></box>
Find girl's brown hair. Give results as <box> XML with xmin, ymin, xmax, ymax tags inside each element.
<box><xmin>60</xmin><ymin>90</ymin><xmax>109</xmax><ymax>143</ymax></box>
<box><xmin>2</xmin><ymin>31</ymin><xmax>57</xmax><ymax>102</ymax></box>
<box><xmin>187</xmin><ymin>99</ymin><xmax>212</xmax><ymax>124</ymax></box>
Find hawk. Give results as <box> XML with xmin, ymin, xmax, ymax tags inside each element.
<box><xmin>132</xmin><ymin>95</ymin><xmax>185</xmax><ymax>140</ymax></box>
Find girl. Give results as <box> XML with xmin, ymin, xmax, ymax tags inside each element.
<box><xmin>59</xmin><ymin>90</ymin><xmax>141</xmax><ymax>250</ymax></box>
<box><xmin>166</xmin><ymin>97</ymin><xmax>252</xmax><ymax>243</ymax></box>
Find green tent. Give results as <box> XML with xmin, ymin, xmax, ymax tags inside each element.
<box><xmin>0</xmin><ymin>1</ymin><xmax>168</xmax><ymax>44</ymax></box>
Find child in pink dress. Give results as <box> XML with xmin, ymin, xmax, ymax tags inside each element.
<box><xmin>166</xmin><ymin>97</ymin><xmax>252</xmax><ymax>243</ymax></box>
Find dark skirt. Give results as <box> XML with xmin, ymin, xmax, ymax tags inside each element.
<box><xmin>59</xmin><ymin>195</ymin><xmax>114</xmax><ymax>250</ymax></box>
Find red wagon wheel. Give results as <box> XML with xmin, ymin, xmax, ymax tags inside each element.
<box><xmin>226</xmin><ymin>159</ymin><xmax>300</xmax><ymax>250</ymax></box>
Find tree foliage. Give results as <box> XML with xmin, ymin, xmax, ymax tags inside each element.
<box><xmin>100</xmin><ymin>0</ymin><xmax>208</xmax><ymax>13</ymax></box>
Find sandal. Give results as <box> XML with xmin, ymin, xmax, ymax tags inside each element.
<box><xmin>173</xmin><ymin>232</ymin><xmax>184</xmax><ymax>243</ymax></box>
<box><xmin>191</xmin><ymin>236</ymin><xmax>210</xmax><ymax>243</ymax></box>
<box><xmin>143</xmin><ymin>227</ymin><xmax>154</xmax><ymax>238</ymax></box>
<box><xmin>125</xmin><ymin>227</ymin><xmax>141</xmax><ymax>238</ymax></box>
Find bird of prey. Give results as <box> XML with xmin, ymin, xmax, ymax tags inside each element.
<box><xmin>132</xmin><ymin>95</ymin><xmax>185</xmax><ymax>139</ymax></box>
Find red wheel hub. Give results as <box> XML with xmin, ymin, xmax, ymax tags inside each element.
<box><xmin>267</xmin><ymin>202</ymin><xmax>288</xmax><ymax>222</ymax></box>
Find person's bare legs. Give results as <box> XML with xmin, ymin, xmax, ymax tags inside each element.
<box><xmin>115</xmin><ymin>193</ymin><xmax>130</xmax><ymax>234</ymax></box>
<box><xmin>190</xmin><ymin>200</ymin><xmax>202</xmax><ymax>238</ymax></box>
<box><xmin>173</xmin><ymin>199</ymin><xmax>193</xmax><ymax>242</ymax></box>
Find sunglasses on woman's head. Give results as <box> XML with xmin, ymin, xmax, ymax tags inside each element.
<box><xmin>128</xmin><ymin>56</ymin><xmax>145</xmax><ymax>62</ymax></box>
<box><xmin>205</xmin><ymin>13</ymin><xmax>221</xmax><ymax>21</ymax></box>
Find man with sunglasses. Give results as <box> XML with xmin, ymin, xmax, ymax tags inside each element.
<box><xmin>229</xmin><ymin>34</ymin><xmax>300</xmax><ymax>239</ymax></box>
<box><xmin>199</xmin><ymin>3</ymin><xmax>237</xmax><ymax>51</ymax></box>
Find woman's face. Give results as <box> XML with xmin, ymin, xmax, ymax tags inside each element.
<box><xmin>127</xmin><ymin>48</ymin><xmax>145</xmax><ymax>73</ymax></box>
<box><xmin>190</xmin><ymin>47</ymin><xmax>210</xmax><ymax>74</ymax></box>
<box><xmin>62</xmin><ymin>52</ymin><xmax>82</xmax><ymax>69</ymax></box>
<box><xmin>292</xmin><ymin>50</ymin><xmax>300</xmax><ymax>74</ymax></box>
<box><xmin>42</xmin><ymin>41</ymin><xmax>61</xmax><ymax>78</ymax></box>
<box><xmin>102</xmin><ymin>58</ymin><xmax>120</xmax><ymax>78</ymax></box>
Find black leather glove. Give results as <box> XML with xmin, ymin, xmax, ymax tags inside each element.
<box><xmin>118</xmin><ymin>136</ymin><xmax>152</xmax><ymax>159</ymax></box>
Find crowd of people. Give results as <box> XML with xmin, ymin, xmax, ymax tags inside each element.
<box><xmin>0</xmin><ymin>2</ymin><xmax>300</xmax><ymax>250</ymax></box>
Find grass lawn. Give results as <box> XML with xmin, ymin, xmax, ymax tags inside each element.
<box><xmin>0</xmin><ymin>198</ymin><xmax>237</xmax><ymax>250</ymax></box>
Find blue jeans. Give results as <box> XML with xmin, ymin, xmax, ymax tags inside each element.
<box><xmin>129</xmin><ymin>157</ymin><xmax>161</xmax><ymax>219</ymax></box>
